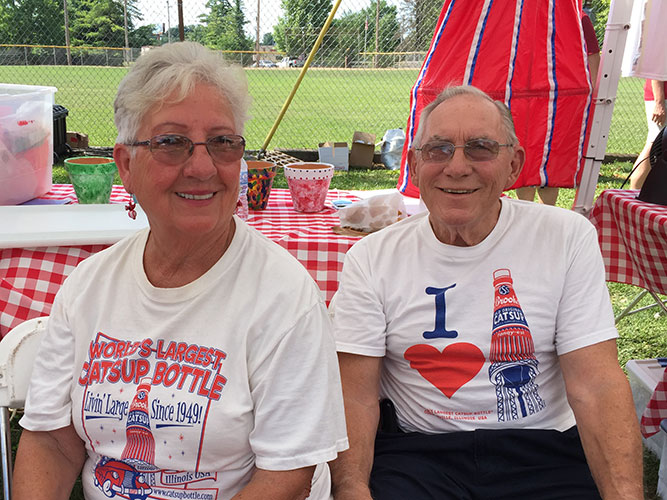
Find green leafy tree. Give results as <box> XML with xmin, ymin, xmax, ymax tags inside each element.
<box><xmin>201</xmin><ymin>0</ymin><xmax>252</xmax><ymax>52</ymax></box>
<box><xmin>273</xmin><ymin>0</ymin><xmax>332</xmax><ymax>58</ymax></box>
<box><xmin>586</xmin><ymin>0</ymin><xmax>609</xmax><ymax>47</ymax></box>
<box><xmin>0</xmin><ymin>0</ymin><xmax>64</xmax><ymax>45</ymax></box>
<box><xmin>0</xmin><ymin>3</ymin><xmax>8</xmax><ymax>42</ymax></box>
<box><xmin>156</xmin><ymin>24</ymin><xmax>207</xmax><ymax>45</ymax></box>
<box><xmin>130</xmin><ymin>24</ymin><xmax>158</xmax><ymax>47</ymax></box>
<box><xmin>326</xmin><ymin>1</ymin><xmax>400</xmax><ymax>67</ymax></box>
<box><xmin>399</xmin><ymin>0</ymin><xmax>441</xmax><ymax>51</ymax></box>
<box><xmin>262</xmin><ymin>32</ymin><xmax>274</xmax><ymax>46</ymax></box>
<box><xmin>186</xmin><ymin>24</ymin><xmax>207</xmax><ymax>44</ymax></box>
<box><xmin>69</xmin><ymin>0</ymin><xmax>141</xmax><ymax>48</ymax></box>
<box><xmin>0</xmin><ymin>2</ymin><xmax>13</xmax><ymax>42</ymax></box>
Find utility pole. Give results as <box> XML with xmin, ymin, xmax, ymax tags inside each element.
<box><xmin>123</xmin><ymin>0</ymin><xmax>130</xmax><ymax>63</ymax></box>
<box><xmin>177</xmin><ymin>0</ymin><xmax>184</xmax><ymax>41</ymax></box>
<box><xmin>374</xmin><ymin>0</ymin><xmax>379</xmax><ymax>68</ymax></box>
<box><xmin>364</xmin><ymin>16</ymin><xmax>368</xmax><ymax>65</ymax></box>
<box><xmin>166</xmin><ymin>0</ymin><xmax>172</xmax><ymax>43</ymax></box>
<box><xmin>255</xmin><ymin>0</ymin><xmax>260</xmax><ymax>63</ymax></box>
<box><xmin>63</xmin><ymin>0</ymin><xmax>72</xmax><ymax>65</ymax></box>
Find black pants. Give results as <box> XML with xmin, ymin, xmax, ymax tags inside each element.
<box><xmin>370</xmin><ymin>402</ymin><xmax>601</xmax><ymax>500</ymax></box>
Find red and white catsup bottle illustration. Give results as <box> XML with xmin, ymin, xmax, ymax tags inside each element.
<box><xmin>121</xmin><ymin>377</ymin><xmax>156</xmax><ymax>466</ymax></box>
<box><xmin>488</xmin><ymin>269</ymin><xmax>545</xmax><ymax>421</ymax></box>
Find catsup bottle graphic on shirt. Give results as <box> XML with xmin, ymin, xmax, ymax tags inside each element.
<box><xmin>121</xmin><ymin>377</ymin><xmax>156</xmax><ymax>466</ymax></box>
<box><xmin>488</xmin><ymin>269</ymin><xmax>545</xmax><ymax>421</ymax></box>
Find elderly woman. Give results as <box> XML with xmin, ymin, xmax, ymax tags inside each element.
<box><xmin>14</xmin><ymin>41</ymin><xmax>348</xmax><ymax>500</ymax></box>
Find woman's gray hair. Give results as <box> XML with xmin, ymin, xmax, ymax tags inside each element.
<box><xmin>114</xmin><ymin>41</ymin><xmax>251</xmax><ymax>143</ymax></box>
<box><xmin>412</xmin><ymin>85</ymin><xmax>518</xmax><ymax>148</ymax></box>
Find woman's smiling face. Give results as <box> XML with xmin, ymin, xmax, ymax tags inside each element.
<box><xmin>115</xmin><ymin>82</ymin><xmax>242</xmax><ymax>242</ymax></box>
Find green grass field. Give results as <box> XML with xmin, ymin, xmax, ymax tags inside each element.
<box><xmin>1</xmin><ymin>65</ymin><xmax>420</xmax><ymax>151</ymax></box>
<box><xmin>0</xmin><ymin>65</ymin><xmax>649</xmax><ymax>154</ymax></box>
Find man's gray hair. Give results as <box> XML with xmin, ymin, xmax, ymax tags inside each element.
<box><xmin>114</xmin><ymin>41</ymin><xmax>251</xmax><ymax>144</ymax></box>
<box><xmin>412</xmin><ymin>85</ymin><xmax>518</xmax><ymax>148</ymax></box>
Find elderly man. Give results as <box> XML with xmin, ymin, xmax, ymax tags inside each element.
<box><xmin>329</xmin><ymin>85</ymin><xmax>642</xmax><ymax>499</ymax></box>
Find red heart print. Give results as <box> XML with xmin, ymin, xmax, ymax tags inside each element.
<box><xmin>404</xmin><ymin>343</ymin><xmax>485</xmax><ymax>398</ymax></box>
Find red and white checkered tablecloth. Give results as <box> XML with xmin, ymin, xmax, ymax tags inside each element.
<box><xmin>640</xmin><ymin>367</ymin><xmax>667</xmax><ymax>438</ymax></box>
<box><xmin>0</xmin><ymin>185</ymin><xmax>362</xmax><ymax>338</ymax></box>
<box><xmin>589</xmin><ymin>189</ymin><xmax>667</xmax><ymax>437</ymax></box>
<box><xmin>248</xmin><ymin>189</ymin><xmax>362</xmax><ymax>305</ymax></box>
<box><xmin>588</xmin><ymin>189</ymin><xmax>667</xmax><ymax>296</ymax></box>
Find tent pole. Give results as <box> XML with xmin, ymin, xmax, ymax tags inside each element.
<box><xmin>258</xmin><ymin>0</ymin><xmax>343</xmax><ymax>159</ymax></box>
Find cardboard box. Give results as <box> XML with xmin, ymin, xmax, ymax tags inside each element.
<box><xmin>318</xmin><ymin>141</ymin><xmax>349</xmax><ymax>170</ymax></box>
<box><xmin>67</xmin><ymin>131</ymin><xmax>89</xmax><ymax>149</ymax></box>
<box><xmin>0</xmin><ymin>84</ymin><xmax>57</xmax><ymax>205</ymax></box>
<box><xmin>350</xmin><ymin>131</ymin><xmax>376</xmax><ymax>167</ymax></box>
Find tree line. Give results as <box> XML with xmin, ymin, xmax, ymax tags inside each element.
<box><xmin>0</xmin><ymin>0</ymin><xmax>445</xmax><ymax>66</ymax></box>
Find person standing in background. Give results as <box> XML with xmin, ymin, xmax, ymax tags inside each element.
<box><xmin>516</xmin><ymin>11</ymin><xmax>600</xmax><ymax>205</ymax></box>
<box><xmin>621</xmin><ymin>0</ymin><xmax>667</xmax><ymax>188</ymax></box>
<box><xmin>630</xmin><ymin>79</ymin><xmax>666</xmax><ymax>189</ymax></box>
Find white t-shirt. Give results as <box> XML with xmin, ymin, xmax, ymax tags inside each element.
<box><xmin>21</xmin><ymin>217</ymin><xmax>348</xmax><ymax>500</ymax></box>
<box><xmin>332</xmin><ymin>198</ymin><xmax>617</xmax><ymax>434</ymax></box>
<box><xmin>622</xmin><ymin>0</ymin><xmax>667</xmax><ymax>79</ymax></box>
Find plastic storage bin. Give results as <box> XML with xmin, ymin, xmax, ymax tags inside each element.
<box><xmin>0</xmin><ymin>83</ymin><xmax>57</xmax><ymax>205</ymax></box>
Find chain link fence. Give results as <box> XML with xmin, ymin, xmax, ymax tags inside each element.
<box><xmin>586</xmin><ymin>0</ymin><xmax>646</xmax><ymax>158</ymax></box>
<box><xmin>0</xmin><ymin>0</ymin><xmax>648</xmax><ymax>156</ymax></box>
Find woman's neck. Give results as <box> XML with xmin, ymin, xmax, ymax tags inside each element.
<box><xmin>142</xmin><ymin>218</ymin><xmax>236</xmax><ymax>288</ymax></box>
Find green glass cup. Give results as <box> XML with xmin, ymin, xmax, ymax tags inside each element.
<box><xmin>64</xmin><ymin>156</ymin><xmax>116</xmax><ymax>204</ymax></box>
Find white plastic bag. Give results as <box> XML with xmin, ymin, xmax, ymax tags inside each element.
<box><xmin>379</xmin><ymin>129</ymin><xmax>405</xmax><ymax>170</ymax></box>
<box><xmin>338</xmin><ymin>192</ymin><xmax>407</xmax><ymax>233</ymax></box>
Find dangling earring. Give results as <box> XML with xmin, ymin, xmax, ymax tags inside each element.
<box><xmin>125</xmin><ymin>194</ymin><xmax>137</xmax><ymax>220</ymax></box>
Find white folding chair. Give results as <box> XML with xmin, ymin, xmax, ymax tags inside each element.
<box><xmin>0</xmin><ymin>316</ymin><xmax>47</xmax><ymax>500</ymax></box>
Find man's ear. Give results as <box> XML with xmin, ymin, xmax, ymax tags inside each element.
<box><xmin>113</xmin><ymin>144</ymin><xmax>134</xmax><ymax>194</ymax></box>
<box><xmin>408</xmin><ymin>148</ymin><xmax>420</xmax><ymax>188</ymax></box>
<box><xmin>504</xmin><ymin>145</ymin><xmax>525</xmax><ymax>190</ymax></box>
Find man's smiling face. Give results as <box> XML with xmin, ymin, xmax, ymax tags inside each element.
<box><xmin>409</xmin><ymin>93</ymin><xmax>524</xmax><ymax>246</ymax></box>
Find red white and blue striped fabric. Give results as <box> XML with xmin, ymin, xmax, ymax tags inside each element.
<box><xmin>397</xmin><ymin>0</ymin><xmax>594</xmax><ymax>198</ymax></box>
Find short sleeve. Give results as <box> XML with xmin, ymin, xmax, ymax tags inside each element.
<box><xmin>331</xmin><ymin>246</ymin><xmax>387</xmax><ymax>357</ymax></box>
<box><xmin>248</xmin><ymin>302</ymin><xmax>348</xmax><ymax>470</ymax></box>
<box><xmin>582</xmin><ymin>13</ymin><xmax>600</xmax><ymax>55</ymax></box>
<box><xmin>20</xmin><ymin>285</ymin><xmax>75</xmax><ymax>431</ymax></box>
<box><xmin>554</xmin><ymin>221</ymin><xmax>617</xmax><ymax>355</ymax></box>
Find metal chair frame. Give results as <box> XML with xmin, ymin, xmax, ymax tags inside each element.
<box><xmin>615</xmin><ymin>290</ymin><xmax>667</xmax><ymax>323</ymax></box>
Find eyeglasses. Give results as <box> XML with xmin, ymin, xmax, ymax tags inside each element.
<box><xmin>127</xmin><ymin>134</ymin><xmax>246</xmax><ymax>165</ymax></box>
<box><xmin>416</xmin><ymin>138</ymin><xmax>513</xmax><ymax>163</ymax></box>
